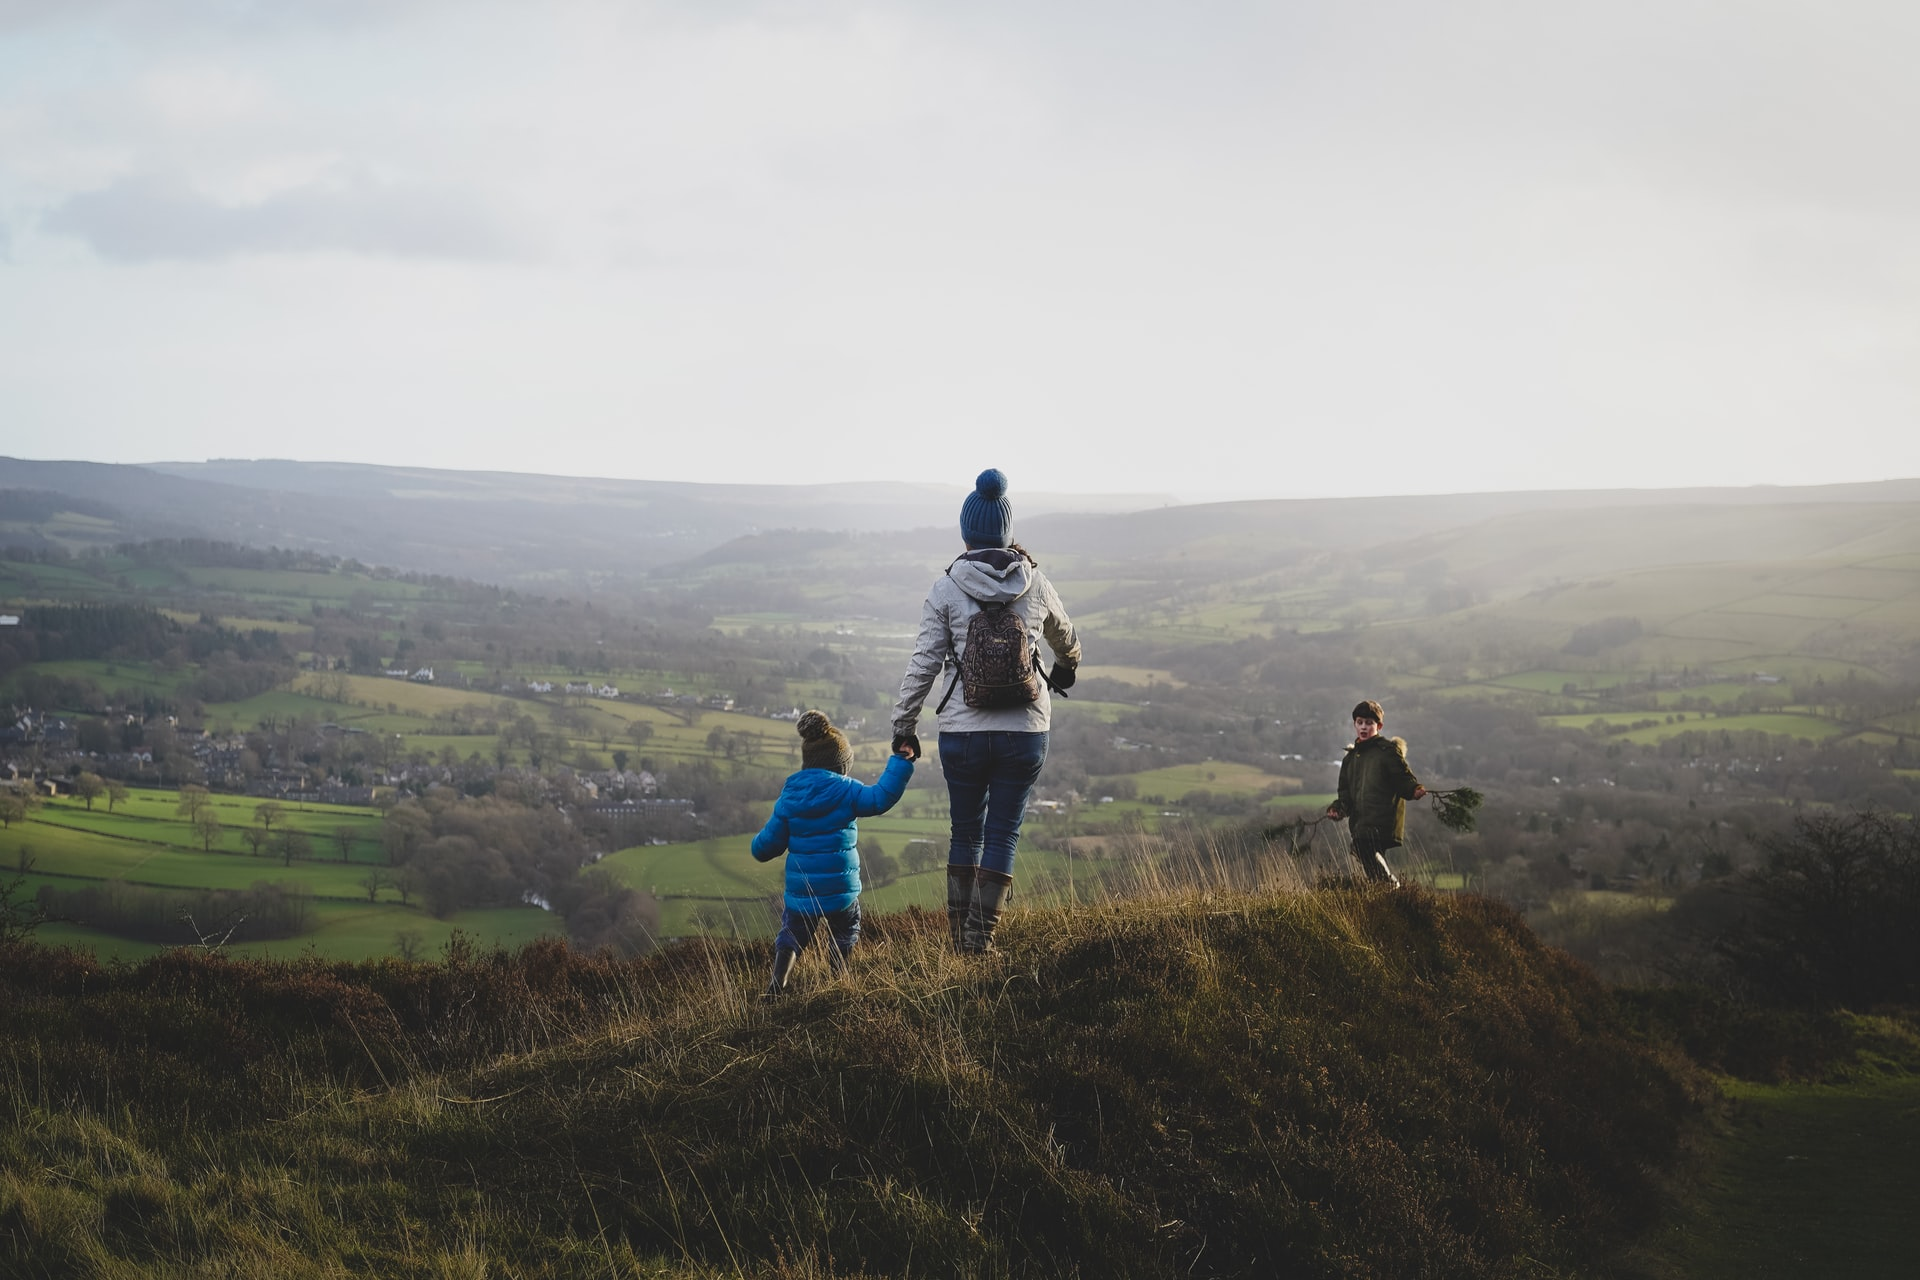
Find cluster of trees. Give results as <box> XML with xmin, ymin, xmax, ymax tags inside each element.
<box><xmin>366</xmin><ymin>789</ymin><xmax>658</xmax><ymax>954</ymax></box>
<box><xmin>0</xmin><ymin>604</ymin><xmax>178</xmax><ymax>681</ymax></box>
<box><xmin>1539</xmin><ymin>810</ymin><xmax>1920</xmax><ymax>1011</ymax></box>
<box><xmin>1685</xmin><ymin>811</ymin><xmax>1920</xmax><ymax>1007</ymax></box>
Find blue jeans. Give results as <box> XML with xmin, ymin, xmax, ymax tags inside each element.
<box><xmin>776</xmin><ymin>903</ymin><xmax>861</xmax><ymax>958</ymax></box>
<box><xmin>939</xmin><ymin>730</ymin><xmax>1048</xmax><ymax>878</ymax></box>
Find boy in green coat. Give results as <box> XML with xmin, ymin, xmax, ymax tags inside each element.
<box><xmin>1326</xmin><ymin>699</ymin><xmax>1425</xmax><ymax>887</ymax></box>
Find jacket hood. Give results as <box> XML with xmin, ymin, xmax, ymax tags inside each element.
<box><xmin>947</xmin><ymin>551</ymin><xmax>1033</xmax><ymax>605</ymax></box>
<box><xmin>1344</xmin><ymin>735</ymin><xmax>1407</xmax><ymax>756</ymax></box>
<box><xmin>781</xmin><ymin>768</ymin><xmax>854</xmax><ymax>818</ymax></box>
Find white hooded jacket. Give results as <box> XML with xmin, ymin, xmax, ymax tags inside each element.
<box><xmin>892</xmin><ymin>549</ymin><xmax>1081</xmax><ymax>736</ymax></box>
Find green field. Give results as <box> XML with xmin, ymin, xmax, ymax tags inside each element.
<box><xmin>1047</xmin><ymin>698</ymin><xmax>1137</xmax><ymax>724</ymax></box>
<box><xmin>1081</xmin><ymin>664</ymin><xmax>1186</xmax><ymax>688</ymax></box>
<box><xmin>1539</xmin><ymin>710</ymin><xmax>1848</xmax><ymax>743</ymax></box>
<box><xmin>11</xmin><ymin>785</ymin><xmax>558</xmax><ymax>962</ymax></box>
<box><xmin>181</xmin><ymin>566</ymin><xmax>430</xmax><ymax>603</ymax></box>
<box><xmin>1120</xmin><ymin>761</ymin><xmax>1305</xmax><ymax>798</ymax></box>
<box><xmin>1485</xmin><ymin>670</ymin><xmax>1610</xmax><ymax>694</ymax></box>
<box><xmin>1650</xmin><ymin>682</ymin><xmax>1767</xmax><ymax>707</ymax></box>
<box><xmin>6</xmin><ymin>789</ymin><xmax>387</xmax><ymax>896</ymax></box>
<box><xmin>12</xmin><ymin>658</ymin><xmax>193</xmax><ymax>696</ymax></box>
<box><xmin>1645</xmin><ymin>1071</ymin><xmax>1920</xmax><ymax>1278</ymax></box>
<box><xmin>31</xmin><ymin>901</ymin><xmax>561</xmax><ymax>963</ymax></box>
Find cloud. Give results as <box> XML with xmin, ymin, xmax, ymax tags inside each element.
<box><xmin>42</xmin><ymin>172</ymin><xmax>531</xmax><ymax>262</ymax></box>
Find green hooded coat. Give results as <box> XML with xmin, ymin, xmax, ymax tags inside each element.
<box><xmin>1335</xmin><ymin>735</ymin><xmax>1422</xmax><ymax>848</ymax></box>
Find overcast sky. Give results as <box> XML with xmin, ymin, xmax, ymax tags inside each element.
<box><xmin>2</xmin><ymin>1</ymin><xmax>1916</xmax><ymax>500</ymax></box>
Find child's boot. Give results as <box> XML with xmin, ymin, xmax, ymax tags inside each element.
<box><xmin>963</xmin><ymin>868</ymin><xmax>1014</xmax><ymax>954</ymax></box>
<box><xmin>945</xmin><ymin>864</ymin><xmax>976</xmax><ymax>952</ymax></box>
<box><xmin>763</xmin><ymin>946</ymin><xmax>798</xmax><ymax>998</ymax></box>
<box><xmin>1356</xmin><ymin>850</ymin><xmax>1400</xmax><ymax>889</ymax></box>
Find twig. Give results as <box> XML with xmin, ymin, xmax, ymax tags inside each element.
<box><xmin>1261</xmin><ymin>813</ymin><xmax>1335</xmax><ymax>857</ymax></box>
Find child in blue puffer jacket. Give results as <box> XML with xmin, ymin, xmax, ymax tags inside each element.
<box><xmin>751</xmin><ymin>709</ymin><xmax>914</xmax><ymax>996</ymax></box>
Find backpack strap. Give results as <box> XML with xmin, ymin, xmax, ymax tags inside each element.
<box><xmin>934</xmin><ymin>664</ymin><xmax>963</xmax><ymax>715</ymax></box>
<box><xmin>933</xmin><ymin>559</ymin><xmax>968</xmax><ymax>714</ymax></box>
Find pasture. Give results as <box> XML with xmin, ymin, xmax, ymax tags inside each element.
<box><xmin>179</xmin><ymin>565</ymin><xmax>430</xmax><ymax>604</ymax></box>
<box><xmin>1084</xmin><ymin>665</ymin><xmax>1187</xmax><ymax>688</ymax></box>
<box><xmin>6</xmin><ymin>789</ymin><xmax>386</xmax><ymax>892</ymax></box>
<box><xmin>6</xmin><ymin>787</ymin><xmax>557</xmax><ymax>961</ymax></box>
<box><xmin>11</xmin><ymin>658</ymin><xmax>193</xmax><ymax>697</ymax></box>
<box><xmin>1536</xmin><ymin>711</ymin><xmax>1849</xmax><ymax>745</ymax></box>
<box><xmin>1121</xmin><ymin>761</ymin><xmax>1307</xmax><ymax>799</ymax></box>
<box><xmin>32</xmin><ymin>901</ymin><xmax>562</xmax><ymax>963</ymax></box>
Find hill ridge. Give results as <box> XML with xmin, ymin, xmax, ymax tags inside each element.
<box><xmin>0</xmin><ymin>885</ymin><xmax>1704</xmax><ymax>1278</ymax></box>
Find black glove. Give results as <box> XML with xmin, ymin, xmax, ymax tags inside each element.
<box><xmin>1048</xmin><ymin>660</ymin><xmax>1077</xmax><ymax>692</ymax></box>
<box><xmin>891</xmin><ymin>732</ymin><xmax>922</xmax><ymax>761</ymax></box>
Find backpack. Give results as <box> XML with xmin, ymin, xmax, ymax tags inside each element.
<box><xmin>938</xmin><ymin>599</ymin><xmax>1044</xmax><ymax>713</ymax></box>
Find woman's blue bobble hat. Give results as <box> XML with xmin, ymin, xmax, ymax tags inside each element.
<box><xmin>959</xmin><ymin>468</ymin><xmax>1012</xmax><ymax>548</ymax></box>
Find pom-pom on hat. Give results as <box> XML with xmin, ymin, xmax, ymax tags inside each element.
<box><xmin>797</xmin><ymin>709</ymin><xmax>852</xmax><ymax>774</ymax></box>
<box><xmin>959</xmin><ymin>468</ymin><xmax>1012</xmax><ymax>548</ymax></box>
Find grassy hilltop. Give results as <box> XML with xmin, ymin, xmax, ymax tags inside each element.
<box><xmin>0</xmin><ymin>876</ymin><xmax>1704</xmax><ymax>1279</ymax></box>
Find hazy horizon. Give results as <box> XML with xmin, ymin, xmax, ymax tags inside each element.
<box><xmin>7</xmin><ymin>451</ymin><xmax>1920</xmax><ymax>510</ymax></box>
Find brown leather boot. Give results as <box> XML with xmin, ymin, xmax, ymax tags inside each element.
<box><xmin>963</xmin><ymin>868</ymin><xmax>1014</xmax><ymax>954</ymax></box>
<box><xmin>946</xmin><ymin>864</ymin><xmax>976</xmax><ymax>952</ymax></box>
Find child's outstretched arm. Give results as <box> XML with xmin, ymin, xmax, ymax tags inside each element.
<box><xmin>850</xmin><ymin>754</ymin><xmax>914</xmax><ymax>818</ymax></box>
<box><xmin>750</xmin><ymin>808</ymin><xmax>790</xmax><ymax>861</ymax></box>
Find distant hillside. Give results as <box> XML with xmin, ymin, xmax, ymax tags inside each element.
<box><xmin>0</xmin><ymin>457</ymin><xmax>1167</xmax><ymax>584</ymax></box>
<box><xmin>9</xmin><ymin>460</ymin><xmax>1920</xmax><ymax>664</ymax></box>
<box><xmin>0</xmin><ymin>884</ymin><xmax>1701</xmax><ymax>1278</ymax></box>
<box><xmin>646</xmin><ymin>483</ymin><xmax>1920</xmax><ymax>672</ymax></box>
<box><xmin>1020</xmin><ymin>479</ymin><xmax>1920</xmax><ymax>570</ymax></box>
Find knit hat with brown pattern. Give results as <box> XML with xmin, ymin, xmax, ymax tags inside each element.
<box><xmin>797</xmin><ymin>709</ymin><xmax>852</xmax><ymax>774</ymax></box>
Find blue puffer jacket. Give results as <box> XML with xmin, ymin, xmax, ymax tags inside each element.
<box><xmin>751</xmin><ymin>756</ymin><xmax>913</xmax><ymax>914</ymax></box>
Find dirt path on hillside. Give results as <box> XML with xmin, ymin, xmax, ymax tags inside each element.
<box><xmin>1636</xmin><ymin>1073</ymin><xmax>1920</xmax><ymax>1279</ymax></box>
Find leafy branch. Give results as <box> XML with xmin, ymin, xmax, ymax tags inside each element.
<box><xmin>1425</xmin><ymin>787</ymin><xmax>1484</xmax><ymax>833</ymax></box>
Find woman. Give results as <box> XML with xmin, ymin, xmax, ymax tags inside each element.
<box><xmin>892</xmin><ymin>469</ymin><xmax>1081</xmax><ymax>953</ymax></box>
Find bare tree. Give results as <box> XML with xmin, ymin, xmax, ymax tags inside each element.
<box><xmin>105</xmin><ymin>779</ymin><xmax>129</xmax><ymax>812</ymax></box>
<box><xmin>329</xmin><ymin>826</ymin><xmax>357</xmax><ymax>862</ymax></box>
<box><xmin>254</xmin><ymin>801</ymin><xmax>286</xmax><ymax>836</ymax></box>
<box><xmin>0</xmin><ymin>792</ymin><xmax>34</xmax><ymax>829</ymax></box>
<box><xmin>277</xmin><ymin>829</ymin><xmax>313</xmax><ymax>867</ymax></box>
<box><xmin>73</xmin><ymin>772</ymin><xmax>105</xmax><ymax>811</ymax></box>
<box><xmin>192</xmin><ymin>809</ymin><xmax>224</xmax><ymax>851</ymax></box>
<box><xmin>382</xmin><ymin>804</ymin><xmax>430</xmax><ymax>866</ymax></box>
<box><xmin>175</xmin><ymin>784</ymin><xmax>212</xmax><ymax>822</ymax></box>
<box><xmin>358</xmin><ymin>869</ymin><xmax>390</xmax><ymax>902</ymax></box>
